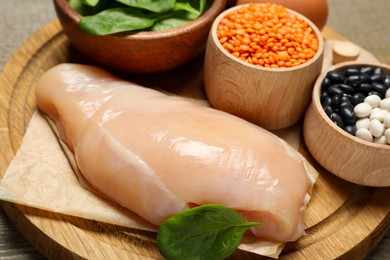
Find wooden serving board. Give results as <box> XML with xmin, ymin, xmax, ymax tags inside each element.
<box><xmin>0</xmin><ymin>19</ymin><xmax>389</xmax><ymax>259</ymax></box>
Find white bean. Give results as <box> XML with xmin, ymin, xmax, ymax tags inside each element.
<box><xmin>356</xmin><ymin>118</ymin><xmax>370</xmax><ymax>129</ymax></box>
<box><xmin>380</xmin><ymin>98</ymin><xmax>390</xmax><ymax>112</ymax></box>
<box><xmin>369</xmin><ymin>119</ymin><xmax>385</xmax><ymax>137</ymax></box>
<box><xmin>365</xmin><ymin>95</ymin><xmax>381</xmax><ymax>108</ymax></box>
<box><xmin>374</xmin><ymin>135</ymin><xmax>387</xmax><ymax>145</ymax></box>
<box><xmin>354</xmin><ymin>103</ymin><xmax>372</xmax><ymax>118</ymax></box>
<box><xmin>386</xmin><ymin>88</ymin><xmax>390</xmax><ymax>98</ymax></box>
<box><xmin>371</xmin><ymin>107</ymin><xmax>381</xmax><ymax>114</ymax></box>
<box><xmin>355</xmin><ymin>128</ymin><xmax>373</xmax><ymax>142</ymax></box>
<box><xmin>370</xmin><ymin>108</ymin><xmax>389</xmax><ymax>122</ymax></box>
<box><xmin>385</xmin><ymin>128</ymin><xmax>390</xmax><ymax>144</ymax></box>
<box><xmin>384</xmin><ymin>114</ymin><xmax>390</xmax><ymax>128</ymax></box>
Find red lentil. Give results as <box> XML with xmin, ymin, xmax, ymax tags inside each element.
<box><xmin>217</xmin><ymin>3</ymin><xmax>319</xmax><ymax>68</ymax></box>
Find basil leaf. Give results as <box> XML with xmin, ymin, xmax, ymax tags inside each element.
<box><xmin>156</xmin><ymin>204</ymin><xmax>261</xmax><ymax>260</ymax></box>
<box><xmin>115</xmin><ymin>0</ymin><xmax>175</xmax><ymax>13</ymax></box>
<box><xmin>79</xmin><ymin>7</ymin><xmax>162</xmax><ymax>35</ymax></box>
<box><xmin>152</xmin><ymin>10</ymin><xmax>196</xmax><ymax>31</ymax></box>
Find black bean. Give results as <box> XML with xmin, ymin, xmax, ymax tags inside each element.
<box><xmin>331</xmin><ymin>95</ymin><xmax>342</xmax><ymax>107</ymax></box>
<box><xmin>351</xmin><ymin>92</ymin><xmax>365</xmax><ymax>105</ymax></box>
<box><xmin>368</xmin><ymin>91</ymin><xmax>384</xmax><ymax>99</ymax></box>
<box><xmin>339</xmin><ymin>100</ymin><xmax>354</xmax><ymax>111</ymax></box>
<box><xmin>327</xmin><ymin>71</ymin><xmax>344</xmax><ymax>83</ymax></box>
<box><xmin>327</xmin><ymin>85</ymin><xmax>344</xmax><ymax>96</ymax></box>
<box><xmin>341</xmin><ymin>95</ymin><xmax>351</xmax><ymax>103</ymax></box>
<box><xmin>360</xmin><ymin>73</ymin><xmax>371</xmax><ymax>83</ymax></box>
<box><xmin>323</xmin><ymin>106</ymin><xmax>333</xmax><ymax>117</ymax></box>
<box><xmin>372</xmin><ymin>82</ymin><xmax>387</xmax><ymax>95</ymax></box>
<box><xmin>330</xmin><ymin>113</ymin><xmax>344</xmax><ymax>128</ymax></box>
<box><xmin>360</xmin><ymin>66</ymin><xmax>374</xmax><ymax>75</ymax></box>
<box><xmin>371</xmin><ymin>74</ymin><xmax>385</xmax><ymax>83</ymax></box>
<box><xmin>321</xmin><ymin>96</ymin><xmax>332</xmax><ymax>107</ymax></box>
<box><xmin>338</xmin><ymin>83</ymin><xmax>355</xmax><ymax>94</ymax></box>
<box><xmin>339</xmin><ymin>107</ymin><xmax>356</xmax><ymax>125</ymax></box>
<box><xmin>344</xmin><ymin>125</ymin><xmax>357</xmax><ymax>135</ymax></box>
<box><xmin>345</xmin><ymin>68</ymin><xmax>360</xmax><ymax>76</ymax></box>
<box><xmin>383</xmin><ymin>75</ymin><xmax>390</xmax><ymax>88</ymax></box>
<box><xmin>355</xmin><ymin>83</ymin><xmax>372</xmax><ymax>94</ymax></box>
<box><xmin>373</xmin><ymin>66</ymin><xmax>384</xmax><ymax>75</ymax></box>
<box><xmin>322</xmin><ymin>77</ymin><xmax>332</xmax><ymax>89</ymax></box>
<box><xmin>346</xmin><ymin>75</ymin><xmax>361</xmax><ymax>86</ymax></box>
<box><xmin>320</xmin><ymin>90</ymin><xmax>329</xmax><ymax>103</ymax></box>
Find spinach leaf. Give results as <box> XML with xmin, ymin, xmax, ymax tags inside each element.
<box><xmin>69</xmin><ymin>0</ymin><xmax>213</xmax><ymax>34</ymax></box>
<box><xmin>191</xmin><ymin>0</ymin><xmax>212</xmax><ymax>14</ymax></box>
<box><xmin>79</xmin><ymin>7</ymin><xmax>163</xmax><ymax>35</ymax></box>
<box><xmin>156</xmin><ymin>204</ymin><xmax>261</xmax><ymax>260</ymax></box>
<box><xmin>152</xmin><ymin>10</ymin><xmax>196</xmax><ymax>31</ymax></box>
<box><xmin>174</xmin><ymin>0</ymin><xmax>201</xmax><ymax>17</ymax></box>
<box><xmin>154</xmin><ymin>0</ymin><xmax>213</xmax><ymax>30</ymax></box>
<box><xmin>69</xmin><ymin>0</ymin><xmax>109</xmax><ymax>16</ymax></box>
<box><xmin>82</xmin><ymin>0</ymin><xmax>100</xmax><ymax>7</ymax></box>
<box><xmin>174</xmin><ymin>0</ymin><xmax>212</xmax><ymax>17</ymax></box>
<box><xmin>69</xmin><ymin>0</ymin><xmax>84</xmax><ymax>12</ymax></box>
<box><xmin>115</xmin><ymin>0</ymin><xmax>175</xmax><ymax>13</ymax></box>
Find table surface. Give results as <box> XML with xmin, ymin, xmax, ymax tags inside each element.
<box><xmin>0</xmin><ymin>0</ymin><xmax>389</xmax><ymax>259</ymax></box>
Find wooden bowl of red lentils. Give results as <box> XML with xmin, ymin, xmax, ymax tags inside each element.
<box><xmin>304</xmin><ymin>61</ymin><xmax>390</xmax><ymax>187</ymax></box>
<box><xmin>53</xmin><ymin>0</ymin><xmax>227</xmax><ymax>74</ymax></box>
<box><xmin>204</xmin><ymin>3</ymin><xmax>324</xmax><ymax>130</ymax></box>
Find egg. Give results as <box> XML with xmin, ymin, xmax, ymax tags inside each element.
<box><xmin>235</xmin><ymin>0</ymin><xmax>328</xmax><ymax>30</ymax></box>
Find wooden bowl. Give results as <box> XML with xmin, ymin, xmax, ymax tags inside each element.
<box><xmin>303</xmin><ymin>61</ymin><xmax>390</xmax><ymax>187</ymax></box>
<box><xmin>53</xmin><ymin>0</ymin><xmax>227</xmax><ymax>74</ymax></box>
<box><xmin>204</xmin><ymin>4</ymin><xmax>324</xmax><ymax>130</ymax></box>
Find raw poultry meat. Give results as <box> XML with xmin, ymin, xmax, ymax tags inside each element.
<box><xmin>35</xmin><ymin>63</ymin><xmax>315</xmax><ymax>242</ymax></box>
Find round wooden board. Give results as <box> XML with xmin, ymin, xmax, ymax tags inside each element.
<box><xmin>0</xmin><ymin>20</ymin><xmax>389</xmax><ymax>259</ymax></box>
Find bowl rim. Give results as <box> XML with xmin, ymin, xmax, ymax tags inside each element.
<box><xmin>209</xmin><ymin>3</ymin><xmax>325</xmax><ymax>72</ymax></box>
<box><xmin>312</xmin><ymin>61</ymin><xmax>390</xmax><ymax>150</ymax></box>
<box><xmin>54</xmin><ymin>0</ymin><xmax>227</xmax><ymax>40</ymax></box>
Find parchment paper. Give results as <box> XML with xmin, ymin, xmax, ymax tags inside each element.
<box><xmin>0</xmin><ymin>111</ymin><xmax>317</xmax><ymax>258</ymax></box>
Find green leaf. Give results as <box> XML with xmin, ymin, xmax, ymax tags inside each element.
<box><xmin>69</xmin><ymin>0</ymin><xmax>87</xmax><ymax>13</ymax></box>
<box><xmin>156</xmin><ymin>204</ymin><xmax>261</xmax><ymax>260</ymax></box>
<box><xmin>71</xmin><ymin>0</ymin><xmax>213</xmax><ymax>34</ymax></box>
<box><xmin>174</xmin><ymin>0</ymin><xmax>201</xmax><ymax>17</ymax></box>
<box><xmin>151</xmin><ymin>10</ymin><xmax>196</xmax><ymax>31</ymax></box>
<box><xmin>69</xmin><ymin>0</ymin><xmax>109</xmax><ymax>16</ymax></box>
<box><xmin>190</xmin><ymin>0</ymin><xmax>213</xmax><ymax>14</ymax></box>
<box><xmin>173</xmin><ymin>0</ymin><xmax>212</xmax><ymax>17</ymax></box>
<box><xmin>79</xmin><ymin>7</ymin><xmax>161</xmax><ymax>35</ymax></box>
<box><xmin>82</xmin><ymin>0</ymin><xmax>100</xmax><ymax>7</ymax></box>
<box><xmin>115</xmin><ymin>0</ymin><xmax>176</xmax><ymax>13</ymax></box>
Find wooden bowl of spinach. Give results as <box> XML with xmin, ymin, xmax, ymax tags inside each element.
<box><xmin>53</xmin><ymin>0</ymin><xmax>227</xmax><ymax>73</ymax></box>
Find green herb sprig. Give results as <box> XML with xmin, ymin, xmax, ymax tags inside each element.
<box><xmin>68</xmin><ymin>0</ymin><xmax>213</xmax><ymax>35</ymax></box>
<box><xmin>156</xmin><ymin>204</ymin><xmax>261</xmax><ymax>260</ymax></box>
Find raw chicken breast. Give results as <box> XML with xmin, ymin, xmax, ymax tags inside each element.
<box><xmin>35</xmin><ymin>63</ymin><xmax>313</xmax><ymax>242</ymax></box>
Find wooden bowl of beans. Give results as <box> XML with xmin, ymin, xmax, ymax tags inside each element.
<box><xmin>303</xmin><ymin>61</ymin><xmax>390</xmax><ymax>187</ymax></box>
<box><xmin>53</xmin><ymin>0</ymin><xmax>227</xmax><ymax>74</ymax></box>
<box><xmin>204</xmin><ymin>3</ymin><xmax>324</xmax><ymax>130</ymax></box>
